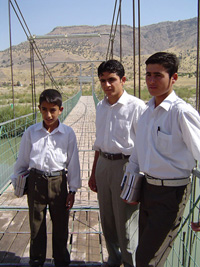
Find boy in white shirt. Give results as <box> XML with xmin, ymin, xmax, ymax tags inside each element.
<box><xmin>89</xmin><ymin>59</ymin><xmax>146</xmax><ymax>267</ymax></box>
<box><xmin>124</xmin><ymin>52</ymin><xmax>200</xmax><ymax>266</ymax></box>
<box><xmin>12</xmin><ymin>89</ymin><xmax>81</xmax><ymax>267</ymax></box>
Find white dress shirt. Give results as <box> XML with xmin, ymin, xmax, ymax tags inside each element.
<box><xmin>12</xmin><ymin>121</ymin><xmax>81</xmax><ymax>192</ymax></box>
<box><xmin>93</xmin><ymin>90</ymin><xmax>146</xmax><ymax>155</ymax></box>
<box><xmin>126</xmin><ymin>91</ymin><xmax>200</xmax><ymax>179</ymax></box>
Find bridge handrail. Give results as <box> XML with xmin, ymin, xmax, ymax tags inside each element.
<box><xmin>165</xmin><ymin>167</ymin><xmax>200</xmax><ymax>266</ymax></box>
<box><xmin>92</xmin><ymin>91</ymin><xmax>100</xmax><ymax>108</ymax></box>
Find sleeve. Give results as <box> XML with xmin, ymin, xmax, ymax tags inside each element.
<box><xmin>11</xmin><ymin>129</ymin><xmax>32</xmax><ymax>188</ymax></box>
<box><xmin>180</xmin><ymin>107</ymin><xmax>200</xmax><ymax>164</ymax></box>
<box><xmin>66</xmin><ymin>129</ymin><xmax>81</xmax><ymax>192</ymax></box>
<box><xmin>125</xmin><ymin>143</ymin><xmax>140</xmax><ymax>175</ymax></box>
<box><xmin>91</xmin><ymin>103</ymin><xmax>100</xmax><ymax>152</ymax></box>
<box><xmin>131</xmin><ymin>100</ymin><xmax>147</xmax><ymax>136</ymax></box>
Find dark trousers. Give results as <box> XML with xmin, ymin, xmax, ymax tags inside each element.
<box><xmin>136</xmin><ymin>179</ymin><xmax>191</xmax><ymax>267</ymax></box>
<box><xmin>27</xmin><ymin>170</ymin><xmax>70</xmax><ymax>266</ymax></box>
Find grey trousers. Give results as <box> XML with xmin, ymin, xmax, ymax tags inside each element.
<box><xmin>136</xmin><ymin>179</ymin><xmax>191</xmax><ymax>267</ymax></box>
<box><xmin>96</xmin><ymin>156</ymin><xmax>139</xmax><ymax>267</ymax></box>
<box><xmin>27</xmin><ymin>170</ymin><xmax>70</xmax><ymax>266</ymax></box>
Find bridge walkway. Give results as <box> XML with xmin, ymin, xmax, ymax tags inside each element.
<box><xmin>0</xmin><ymin>96</ymin><xmax>109</xmax><ymax>266</ymax></box>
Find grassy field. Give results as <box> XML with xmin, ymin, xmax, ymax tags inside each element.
<box><xmin>94</xmin><ymin>75</ymin><xmax>197</xmax><ymax>107</ymax></box>
<box><xmin>0</xmin><ymin>74</ymin><xmax>198</xmax><ymax>123</ymax></box>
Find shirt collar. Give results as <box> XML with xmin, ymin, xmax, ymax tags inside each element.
<box><xmin>148</xmin><ymin>91</ymin><xmax>177</xmax><ymax>111</ymax></box>
<box><xmin>35</xmin><ymin>120</ymin><xmax>65</xmax><ymax>134</ymax></box>
<box><xmin>104</xmin><ymin>90</ymin><xmax>127</xmax><ymax>106</ymax></box>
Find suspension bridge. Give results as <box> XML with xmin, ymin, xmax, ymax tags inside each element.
<box><xmin>0</xmin><ymin>0</ymin><xmax>200</xmax><ymax>266</ymax></box>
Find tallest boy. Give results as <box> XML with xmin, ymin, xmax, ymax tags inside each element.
<box><xmin>89</xmin><ymin>59</ymin><xmax>146</xmax><ymax>267</ymax></box>
<box><xmin>124</xmin><ymin>52</ymin><xmax>200</xmax><ymax>266</ymax></box>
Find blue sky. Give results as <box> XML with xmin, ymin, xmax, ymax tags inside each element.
<box><xmin>0</xmin><ymin>0</ymin><xmax>198</xmax><ymax>51</ymax></box>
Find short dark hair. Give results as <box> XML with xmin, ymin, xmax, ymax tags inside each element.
<box><xmin>98</xmin><ymin>59</ymin><xmax>125</xmax><ymax>79</ymax></box>
<box><xmin>145</xmin><ymin>52</ymin><xmax>179</xmax><ymax>78</ymax></box>
<box><xmin>39</xmin><ymin>89</ymin><xmax>62</xmax><ymax>107</ymax></box>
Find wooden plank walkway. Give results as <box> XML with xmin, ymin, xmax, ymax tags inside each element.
<box><xmin>0</xmin><ymin>96</ymin><xmax>108</xmax><ymax>267</ymax></box>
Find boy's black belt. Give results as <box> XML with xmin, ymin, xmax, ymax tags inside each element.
<box><xmin>31</xmin><ymin>168</ymin><xmax>66</xmax><ymax>177</ymax></box>
<box><xmin>99</xmin><ymin>150</ymin><xmax>130</xmax><ymax>160</ymax></box>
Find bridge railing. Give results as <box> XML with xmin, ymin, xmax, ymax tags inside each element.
<box><xmin>0</xmin><ymin>90</ymin><xmax>81</xmax><ymax>193</ymax></box>
<box><xmin>165</xmin><ymin>169</ymin><xmax>200</xmax><ymax>267</ymax></box>
<box><xmin>92</xmin><ymin>91</ymin><xmax>100</xmax><ymax>107</ymax></box>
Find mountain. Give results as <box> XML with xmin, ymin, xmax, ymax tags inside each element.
<box><xmin>0</xmin><ymin>17</ymin><xmax>197</xmax><ymax>85</ymax></box>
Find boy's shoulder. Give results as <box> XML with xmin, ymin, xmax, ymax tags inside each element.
<box><xmin>121</xmin><ymin>92</ymin><xmax>146</xmax><ymax>113</ymax></box>
<box><xmin>96</xmin><ymin>98</ymin><xmax>106</xmax><ymax>111</ymax></box>
<box><xmin>59</xmin><ymin>122</ymin><xmax>76</xmax><ymax>135</ymax></box>
<box><xmin>24</xmin><ymin>121</ymin><xmax>41</xmax><ymax>133</ymax></box>
<box><xmin>97</xmin><ymin>91</ymin><xmax>146</xmax><ymax>108</ymax></box>
<box><xmin>170</xmin><ymin>95</ymin><xmax>199</xmax><ymax>119</ymax></box>
<box><xmin>125</xmin><ymin>92</ymin><xmax>146</xmax><ymax>106</ymax></box>
<box><xmin>59</xmin><ymin>122</ymin><xmax>72</xmax><ymax>130</ymax></box>
<box><xmin>172</xmin><ymin>96</ymin><xmax>196</xmax><ymax>112</ymax></box>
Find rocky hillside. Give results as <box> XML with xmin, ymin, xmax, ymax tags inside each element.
<box><xmin>0</xmin><ymin>17</ymin><xmax>197</xmax><ymax>85</ymax></box>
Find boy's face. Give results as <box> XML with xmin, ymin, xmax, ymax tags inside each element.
<box><xmin>145</xmin><ymin>63</ymin><xmax>177</xmax><ymax>107</ymax></box>
<box><xmin>99</xmin><ymin>71</ymin><xmax>126</xmax><ymax>105</ymax></box>
<box><xmin>39</xmin><ymin>101</ymin><xmax>63</xmax><ymax>132</ymax></box>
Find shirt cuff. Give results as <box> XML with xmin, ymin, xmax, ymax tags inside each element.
<box><xmin>125</xmin><ymin>162</ymin><xmax>139</xmax><ymax>175</ymax></box>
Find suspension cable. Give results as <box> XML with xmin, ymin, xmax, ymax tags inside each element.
<box><xmin>106</xmin><ymin>0</ymin><xmax>118</xmax><ymax>60</ymax></box>
<box><xmin>196</xmin><ymin>0</ymin><xmax>200</xmax><ymax>112</ymax></box>
<box><xmin>106</xmin><ymin>0</ymin><xmax>122</xmax><ymax>60</ymax></box>
<box><xmin>9</xmin><ymin>0</ymin><xmax>59</xmax><ymax>89</ymax></box>
<box><xmin>8</xmin><ymin>0</ymin><xmax>15</xmax><ymax>119</ymax></box>
<box><xmin>119</xmin><ymin>0</ymin><xmax>122</xmax><ymax>62</ymax></box>
<box><xmin>112</xmin><ymin>1</ymin><xmax>122</xmax><ymax>53</ymax></box>
<box><xmin>132</xmin><ymin>0</ymin><xmax>136</xmax><ymax>96</ymax></box>
<box><xmin>138</xmin><ymin>0</ymin><xmax>141</xmax><ymax>98</ymax></box>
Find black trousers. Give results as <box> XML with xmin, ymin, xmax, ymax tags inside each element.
<box><xmin>136</xmin><ymin>179</ymin><xmax>191</xmax><ymax>267</ymax></box>
<box><xmin>27</xmin><ymin>170</ymin><xmax>70</xmax><ymax>266</ymax></box>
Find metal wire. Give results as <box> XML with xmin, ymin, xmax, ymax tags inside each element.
<box><xmin>106</xmin><ymin>0</ymin><xmax>118</xmax><ymax>60</ymax></box>
<box><xmin>197</xmin><ymin>0</ymin><xmax>200</xmax><ymax>112</ymax></box>
<box><xmin>106</xmin><ymin>0</ymin><xmax>122</xmax><ymax>60</ymax></box>
<box><xmin>138</xmin><ymin>0</ymin><xmax>141</xmax><ymax>98</ymax></box>
<box><xmin>132</xmin><ymin>0</ymin><xmax>136</xmax><ymax>96</ymax></box>
<box><xmin>8</xmin><ymin>0</ymin><xmax>15</xmax><ymax>119</ymax></box>
<box><xmin>9</xmin><ymin>0</ymin><xmax>59</xmax><ymax>91</ymax></box>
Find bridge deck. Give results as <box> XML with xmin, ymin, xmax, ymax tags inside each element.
<box><xmin>0</xmin><ymin>96</ymin><xmax>108</xmax><ymax>266</ymax></box>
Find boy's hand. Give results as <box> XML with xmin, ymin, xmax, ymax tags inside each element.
<box><xmin>66</xmin><ymin>193</ymin><xmax>75</xmax><ymax>210</ymax></box>
<box><xmin>88</xmin><ymin>174</ymin><xmax>97</xmax><ymax>192</ymax></box>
